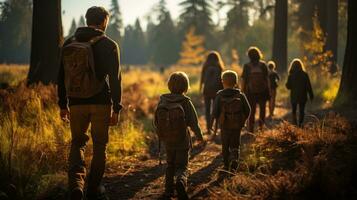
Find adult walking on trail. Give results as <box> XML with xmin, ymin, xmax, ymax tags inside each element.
<box><xmin>58</xmin><ymin>6</ymin><xmax>122</xmax><ymax>200</ymax></box>
<box><xmin>200</xmin><ymin>51</ymin><xmax>224</xmax><ymax>133</ymax></box>
<box><xmin>241</xmin><ymin>47</ymin><xmax>271</xmax><ymax>133</ymax></box>
<box><xmin>267</xmin><ymin>61</ymin><xmax>280</xmax><ymax>118</ymax></box>
<box><xmin>286</xmin><ymin>59</ymin><xmax>314</xmax><ymax>127</ymax></box>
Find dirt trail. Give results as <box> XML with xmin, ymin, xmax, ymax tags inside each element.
<box><xmin>103</xmin><ymin>106</ymin><xmax>290</xmax><ymax>199</ymax></box>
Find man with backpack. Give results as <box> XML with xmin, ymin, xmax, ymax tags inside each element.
<box><xmin>211</xmin><ymin>70</ymin><xmax>251</xmax><ymax>172</ymax></box>
<box><xmin>241</xmin><ymin>47</ymin><xmax>271</xmax><ymax>133</ymax></box>
<box><xmin>57</xmin><ymin>6</ymin><xmax>122</xmax><ymax>200</ymax></box>
<box><xmin>155</xmin><ymin>71</ymin><xmax>205</xmax><ymax>200</ymax></box>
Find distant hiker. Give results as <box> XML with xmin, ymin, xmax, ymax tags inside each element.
<box><xmin>241</xmin><ymin>47</ymin><xmax>271</xmax><ymax>132</ymax></box>
<box><xmin>286</xmin><ymin>59</ymin><xmax>314</xmax><ymax>127</ymax></box>
<box><xmin>154</xmin><ymin>72</ymin><xmax>205</xmax><ymax>200</ymax></box>
<box><xmin>57</xmin><ymin>6</ymin><xmax>122</xmax><ymax>200</ymax></box>
<box><xmin>267</xmin><ymin>61</ymin><xmax>280</xmax><ymax>118</ymax></box>
<box><xmin>200</xmin><ymin>51</ymin><xmax>224</xmax><ymax>133</ymax></box>
<box><xmin>211</xmin><ymin>70</ymin><xmax>251</xmax><ymax>172</ymax></box>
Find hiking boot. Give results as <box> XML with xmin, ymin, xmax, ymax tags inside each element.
<box><xmin>86</xmin><ymin>185</ymin><xmax>108</xmax><ymax>200</ymax></box>
<box><xmin>70</xmin><ymin>187</ymin><xmax>83</xmax><ymax>200</ymax></box>
<box><xmin>176</xmin><ymin>181</ymin><xmax>188</xmax><ymax>200</ymax></box>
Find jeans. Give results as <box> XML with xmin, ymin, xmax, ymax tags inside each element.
<box><xmin>221</xmin><ymin>129</ymin><xmax>241</xmax><ymax>171</ymax></box>
<box><xmin>247</xmin><ymin>94</ymin><xmax>267</xmax><ymax>132</ymax></box>
<box><xmin>165</xmin><ymin>148</ymin><xmax>189</xmax><ymax>194</ymax></box>
<box><xmin>204</xmin><ymin>97</ymin><xmax>215</xmax><ymax>130</ymax></box>
<box><xmin>68</xmin><ymin>105</ymin><xmax>111</xmax><ymax>194</ymax></box>
<box><xmin>291</xmin><ymin>102</ymin><xmax>306</xmax><ymax>126</ymax></box>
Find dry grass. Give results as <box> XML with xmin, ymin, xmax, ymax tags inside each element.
<box><xmin>210</xmin><ymin>114</ymin><xmax>357</xmax><ymax>199</ymax></box>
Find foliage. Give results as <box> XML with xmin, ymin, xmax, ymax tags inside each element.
<box><xmin>122</xmin><ymin>19</ymin><xmax>148</xmax><ymax>65</ymax></box>
<box><xmin>178</xmin><ymin>27</ymin><xmax>206</xmax><ymax>66</ymax></box>
<box><xmin>148</xmin><ymin>0</ymin><xmax>180</xmax><ymax>67</ymax></box>
<box><xmin>0</xmin><ymin>0</ymin><xmax>32</xmax><ymax>63</ymax></box>
<box><xmin>211</xmin><ymin>114</ymin><xmax>356</xmax><ymax>199</ymax></box>
<box><xmin>107</xmin><ymin>0</ymin><xmax>123</xmax><ymax>44</ymax></box>
<box><xmin>67</xmin><ymin>18</ymin><xmax>77</xmax><ymax>38</ymax></box>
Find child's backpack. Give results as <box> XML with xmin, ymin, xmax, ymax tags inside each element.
<box><xmin>203</xmin><ymin>66</ymin><xmax>222</xmax><ymax>98</ymax></box>
<box><xmin>154</xmin><ymin>101</ymin><xmax>187</xmax><ymax>143</ymax></box>
<box><xmin>247</xmin><ymin>63</ymin><xmax>268</xmax><ymax>94</ymax></box>
<box><xmin>62</xmin><ymin>36</ymin><xmax>105</xmax><ymax>98</ymax></box>
<box><xmin>219</xmin><ymin>94</ymin><xmax>245</xmax><ymax>130</ymax></box>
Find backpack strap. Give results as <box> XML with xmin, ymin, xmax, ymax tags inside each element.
<box><xmin>89</xmin><ymin>35</ymin><xmax>105</xmax><ymax>45</ymax></box>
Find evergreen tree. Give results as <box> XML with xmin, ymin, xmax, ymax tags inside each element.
<box><xmin>78</xmin><ymin>15</ymin><xmax>85</xmax><ymax>27</ymax></box>
<box><xmin>67</xmin><ymin>18</ymin><xmax>77</xmax><ymax>37</ymax></box>
<box><xmin>151</xmin><ymin>0</ymin><xmax>179</xmax><ymax>67</ymax></box>
<box><xmin>107</xmin><ymin>0</ymin><xmax>123</xmax><ymax>44</ymax></box>
<box><xmin>178</xmin><ymin>0</ymin><xmax>215</xmax><ymax>48</ymax></box>
<box><xmin>122</xmin><ymin>19</ymin><xmax>148</xmax><ymax>65</ymax></box>
<box><xmin>0</xmin><ymin>0</ymin><xmax>32</xmax><ymax>63</ymax></box>
<box><xmin>223</xmin><ymin>0</ymin><xmax>251</xmax><ymax>64</ymax></box>
<box><xmin>178</xmin><ymin>27</ymin><xmax>206</xmax><ymax>66</ymax></box>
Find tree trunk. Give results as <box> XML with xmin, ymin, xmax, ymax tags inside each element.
<box><xmin>272</xmin><ymin>0</ymin><xmax>288</xmax><ymax>73</ymax></box>
<box><xmin>326</xmin><ymin>0</ymin><xmax>338</xmax><ymax>74</ymax></box>
<box><xmin>335</xmin><ymin>0</ymin><xmax>357</xmax><ymax>106</ymax></box>
<box><xmin>28</xmin><ymin>0</ymin><xmax>63</xmax><ymax>85</ymax></box>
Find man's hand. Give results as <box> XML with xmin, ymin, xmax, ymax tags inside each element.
<box><xmin>60</xmin><ymin>108</ymin><xmax>70</xmax><ymax>122</ymax></box>
<box><xmin>109</xmin><ymin>112</ymin><xmax>120</xmax><ymax>126</ymax></box>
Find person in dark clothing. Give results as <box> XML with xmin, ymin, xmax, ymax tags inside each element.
<box><xmin>286</xmin><ymin>59</ymin><xmax>314</xmax><ymax>127</ymax></box>
<box><xmin>267</xmin><ymin>61</ymin><xmax>280</xmax><ymax>118</ymax></box>
<box><xmin>57</xmin><ymin>6</ymin><xmax>122</xmax><ymax>200</ymax></box>
<box><xmin>200</xmin><ymin>51</ymin><xmax>224</xmax><ymax>133</ymax></box>
<box><xmin>211</xmin><ymin>70</ymin><xmax>251</xmax><ymax>172</ymax></box>
<box><xmin>241</xmin><ymin>47</ymin><xmax>271</xmax><ymax>132</ymax></box>
<box><xmin>155</xmin><ymin>72</ymin><xmax>204</xmax><ymax>200</ymax></box>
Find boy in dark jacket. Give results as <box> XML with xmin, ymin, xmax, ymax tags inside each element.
<box><xmin>211</xmin><ymin>70</ymin><xmax>251</xmax><ymax>172</ymax></box>
<box><xmin>155</xmin><ymin>72</ymin><xmax>205</xmax><ymax>200</ymax></box>
<box><xmin>286</xmin><ymin>59</ymin><xmax>314</xmax><ymax>127</ymax></box>
<box><xmin>267</xmin><ymin>61</ymin><xmax>280</xmax><ymax>118</ymax></box>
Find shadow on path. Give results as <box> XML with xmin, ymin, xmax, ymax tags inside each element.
<box><xmin>104</xmin><ymin>162</ymin><xmax>165</xmax><ymax>200</ymax></box>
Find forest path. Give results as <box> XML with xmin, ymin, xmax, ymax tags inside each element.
<box><xmin>103</xmin><ymin>105</ymin><xmax>290</xmax><ymax>200</ymax></box>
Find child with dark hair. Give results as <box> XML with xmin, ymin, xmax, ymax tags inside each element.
<box><xmin>286</xmin><ymin>59</ymin><xmax>314</xmax><ymax>127</ymax></box>
<box><xmin>155</xmin><ymin>72</ymin><xmax>205</xmax><ymax>200</ymax></box>
<box><xmin>267</xmin><ymin>61</ymin><xmax>280</xmax><ymax>117</ymax></box>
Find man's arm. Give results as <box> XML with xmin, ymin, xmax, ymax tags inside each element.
<box><xmin>108</xmin><ymin>44</ymin><xmax>123</xmax><ymax>114</ymax></box>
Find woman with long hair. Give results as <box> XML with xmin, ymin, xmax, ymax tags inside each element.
<box><xmin>241</xmin><ymin>46</ymin><xmax>270</xmax><ymax>132</ymax></box>
<box><xmin>200</xmin><ymin>51</ymin><xmax>224</xmax><ymax>133</ymax></box>
<box><xmin>286</xmin><ymin>59</ymin><xmax>314</xmax><ymax>127</ymax></box>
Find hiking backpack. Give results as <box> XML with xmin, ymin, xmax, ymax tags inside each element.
<box><xmin>247</xmin><ymin>63</ymin><xmax>268</xmax><ymax>94</ymax></box>
<box><xmin>203</xmin><ymin>66</ymin><xmax>222</xmax><ymax>98</ymax></box>
<box><xmin>62</xmin><ymin>36</ymin><xmax>105</xmax><ymax>98</ymax></box>
<box><xmin>154</xmin><ymin>101</ymin><xmax>187</xmax><ymax>143</ymax></box>
<box><xmin>219</xmin><ymin>94</ymin><xmax>245</xmax><ymax>130</ymax></box>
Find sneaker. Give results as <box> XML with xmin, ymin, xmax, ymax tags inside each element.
<box><xmin>70</xmin><ymin>187</ymin><xmax>83</xmax><ymax>200</ymax></box>
<box><xmin>176</xmin><ymin>181</ymin><xmax>188</xmax><ymax>200</ymax></box>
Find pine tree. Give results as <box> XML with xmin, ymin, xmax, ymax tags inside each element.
<box><xmin>178</xmin><ymin>27</ymin><xmax>206</xmax><ymax>66</ymax></box>
<box><xmin>67</xmin><ymin>18</ymin><xmax>77</xmax><ymax>37</ymax></box>
<box><xmin>0</xmin><ymin>0</ymin><xmax>32</xmax><ymax>63</ymax></box>
<box><xmin>78</xmin><ymin>15</ymin><xmax>85</xmax><ymax>27</ymax></box>
<box><xmin>150</xmin><ymin>0</ymin><xmax>179</xmax><ymax>66</ymax></box>
<box><xmin>107</xmin><ymin>0</ymin><xmax>123</xmax><ymax>43</ymax></box>
<box><xmin>178</xmin><ymin>0</ymin><xmax>214</xmax><ymax>47</ymax></box>
<box><xmin>223</xmin><ymin>0</ymin><xmax>251</xmax><ymax>64</ymax></box>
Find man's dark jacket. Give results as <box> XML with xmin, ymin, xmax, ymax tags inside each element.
<box><xmin>58</xmin><ymin>27</ymin><xmax>122</xmax><ymax>113</ymax></box>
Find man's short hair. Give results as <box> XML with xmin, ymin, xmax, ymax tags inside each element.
<box><xmin>168</xmin><ymin>72</ymin><xmax>190</xmax><ymax>94</ymax></box>
<box><xmin>222</xmin><ymin>70</ymin><xmax>238</xmax><ymax>87</ymax></box>
<box><xmin>85</xmin><ymin>6</ymin><xmax>110</xmax><ymax>26</ymax></box>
